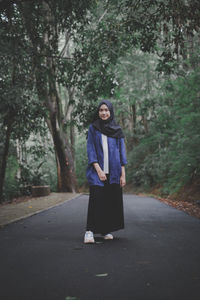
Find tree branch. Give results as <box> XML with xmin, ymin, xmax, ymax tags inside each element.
<box><xmin>98</xmin><ymin>8</ymin><xmax>108</xmax><ymax>24</ymax></box>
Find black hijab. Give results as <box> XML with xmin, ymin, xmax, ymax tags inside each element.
<box><xmin>92</xmin><ymin>100</ymin><xmax>124</xmax><ymax>138</ymax></box>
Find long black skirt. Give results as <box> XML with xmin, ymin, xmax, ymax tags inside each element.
<box><xmin>86</xmin><ymin>175</ymin><xmax>124</xmax><ymax>234</ymax></box>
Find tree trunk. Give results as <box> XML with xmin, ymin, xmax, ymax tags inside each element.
<box><xmin>132</xmin><ymin>103</ymin><xmax>138</xmax><ymax>145</ymax></box>
<box><xmin>142</xmin><ymin>115</ymin><xmax>149</xmax><ymax>134</ymax></box>
<box><xmin>0</xmin><ymin>119</ymin><xmax>13</xmax><ymax>202</ymax></box>
<box><xmin>48</xmin><ymin>110</ymin><xmax>77</xmax><ymax>192</ymax></box>
<box><xmin>70</xmin><ymin>124</ymin><xmax>75</xmax><ymax>161</ymax></box>
<box><xmin>19</xmin><ymin>1</ymin><xmax>78</xmax><ymax>193</ymax></box>
<box><xmin>36</xmin><ymin>76</ymin><xmax>78</xmax><ymax>192</ymax></box>
<box><xmin>127</xmin><ymin>102</ymin><xmax>138</xmax><ymax>149</ymax></box>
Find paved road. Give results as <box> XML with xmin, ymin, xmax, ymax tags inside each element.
<box><xmin>0</xmin><ymin>194</ymin><xmax>200</xmax><ymax>300</ymax></box>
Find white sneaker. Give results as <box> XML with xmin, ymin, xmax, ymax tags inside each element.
<box><xmin>84</xmin><ymin>231</ymin><xmax>95</xmax><ymax>244</ymax></box>
<box><xmin>104</xmin><ymin>233</ymin><xmax>114</xmax><ymax>240</ymax></box>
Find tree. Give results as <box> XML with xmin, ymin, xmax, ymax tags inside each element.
<box><xmin>0</xmin><ymin>5</ymin><xmax>45</xmax><ymax>201</ymax></box>
<box><xmin>14</xmin><ymin>1</ymin><xmax>95</xmax><ymax>192</ymax></box>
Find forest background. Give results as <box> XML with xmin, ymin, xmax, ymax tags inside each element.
<box><xmin>0</xmin><ymin>0</ymin><xmax>200</xmax><ymax>204</ymax></box>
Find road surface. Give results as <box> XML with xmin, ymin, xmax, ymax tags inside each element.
<box><xmin>0</xmin><ymin>194</ymin><xmax>200</xmax><ymax>300</ymax></box>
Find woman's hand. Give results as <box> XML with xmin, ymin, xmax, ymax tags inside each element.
<box><xmin>120</xmin><ymin>175</ymin><xmax>126</xmax><ymax>187</ymax></box>
<box><xmin>120</xmin><ymin>166</ymin><xmax>126</xmax><ymax>187</ymax></box>
<box><xmin>97</xmin><ymin>170</ymin><xmax>107</xmax><ymax>181</ymax></box>
<box><xmin>93</xmin><ymin>163</ymin><xmax>107</xmax><ymax>181</ymax></box>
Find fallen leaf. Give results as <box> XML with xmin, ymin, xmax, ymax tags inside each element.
<box><xmin>96</xmin><ymin>273</ymin><xmax>108</xmax><ymax>277</ymax></box>
<box><xmin>28</xmin><ymin>206</ymin><xmax>32</xmax><ymax>208</ymax></box>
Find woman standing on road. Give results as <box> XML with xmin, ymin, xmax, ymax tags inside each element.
<box><xmin>84</xmin><ymin>100</ymin><xmax>127</xmax><ymax>244</ymax></box>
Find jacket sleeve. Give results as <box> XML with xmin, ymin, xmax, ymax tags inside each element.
<box><xmin>119</xmin><ymin>138</ymin><xmax>128</xmax><ymax>166</ymax></box>
<box><xmin>87</xmin><ymin>125</ymin><xmax>98</xmax><ymax>165</ymax></box>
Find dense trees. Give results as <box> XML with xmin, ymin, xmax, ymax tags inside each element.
<box><xmin>1</xmin><ymin>0</ymin><xmax>94</xmax><ymax>197</ymax></box>
<box><xmin>0</xmin><ymin>6</ymin><xmax>46</xmax><ymax>200</ymax></box>
<box><xmin>0</xmin><ymin>0</ymin><xmax>200</xmax><ymax>201</ymax></box>
<box><xmin>124</xmin><ymin>54</ymin><xmax>200</xmax><ymax>194</ymax></box>
<box><xmin>16</xmin><ymin>1</ymin><xmax>94</xmax><ymax>193</ymax></box>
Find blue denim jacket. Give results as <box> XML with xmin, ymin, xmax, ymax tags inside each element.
<box><xmin>86</xmin><ymin>124</ymin><xmax>127</xmax><ymax>186</ymax></box>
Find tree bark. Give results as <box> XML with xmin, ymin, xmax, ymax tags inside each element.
<box><xmin>131</xmin><ymin>103</ymin><xmax>138</xmax><ymax>145</ymax></box>
<box><xmin>48</xmin><ymin>110</ymin><xmax>77</xmax><ymax>192</ymax></box>
<box><xmin>36</xmin><ymin>69</ymin><xmax>77</xmax><ymax>192</ymax></box>
<box><xmin>0</xmin><ymin>119</ymin><xmax>13</xmax><ymax>202</ymax></box>
<box><xmin>70</xmin><ymin>124</ymin><xmax>75</xmax><ymax>161</ymax></box>
<box><xmin>142</xmin><ymin>115</ymin><xmax>149</xmax><ymax>134</ymax></box>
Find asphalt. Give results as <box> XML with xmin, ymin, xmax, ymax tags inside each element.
<box><xmin>0</xmin><ymin>194</ymin><xmax>200</xmax><ymax>300</ymax></box>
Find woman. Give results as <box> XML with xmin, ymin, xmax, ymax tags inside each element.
<box><xmin>84</xmin><ymin>99</ymin><xmax>127</xmax><ymax>243</ymax></box>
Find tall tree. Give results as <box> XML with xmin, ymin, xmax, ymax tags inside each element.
<box><xmin>13</xmin><ymin>0</ymin><xmax>95</xmax><ymax>192</ymax></box>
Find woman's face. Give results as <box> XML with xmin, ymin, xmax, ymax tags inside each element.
<box><xmin>99</xmin><ymin>104</ymin><xmax>111</xmax><ymax>120</ymax></box>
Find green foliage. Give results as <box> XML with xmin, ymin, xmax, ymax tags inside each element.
<box><xmin>75</xmin><ymin>134</ymin><xmax>88</xmax><ymax>187</ymax></box>
<box><xmin>19</xmin><ymin>135</ymin><xmax>57</xmax><ymax>194</ymax></box>
<box><xmin>4</xmin><ymin>152</ymin><xmax>20</xmax><ymax>200</ymax></box>
<box><xmin>127</xmin><ymin>65</ymin><xmax>200</xmax><ymax>195</ymax></box>
<box><xmin>0</xmin><ymin>2</ymin><xmax>47</xmax><ymax>161</ymax></box>
<box><xmin>2</xmin><ymin>132</ymin><xmax>57</xmax><ymax>201</ymax></box>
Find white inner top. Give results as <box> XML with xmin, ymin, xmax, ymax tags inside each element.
<box><xmin>101</xmin><ymin>133</ymin><xmax>109</xmax><ymax>174</ymax></box>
